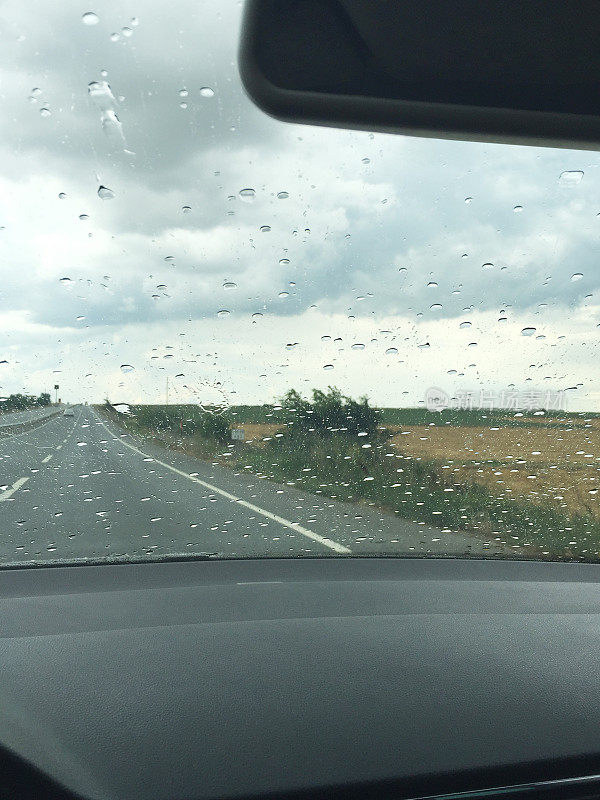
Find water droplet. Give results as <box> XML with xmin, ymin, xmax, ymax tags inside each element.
<box><xmin>251</xmin><ymin>312</ymin><xmax>263</xmax><ymax>319</ymax></box>
<box><xmin>39</xmin><ymin>107</ymin><xmax>51</xmax><ymax>117</ymax></box>
<box><xmin>362</xmin><ymin>157</ymin><xmax>370</xmax><ymax>164</ymax></box>
<box><xmin>427</xmin><ymin>281</ymin><xmax>438</xmax><ymax>288</ymax></box>
<box><xmin>110</xmin><ymin>32</ymin><xmax>120</xmax><ymax>42</ymax></box>
<box><xmin>217</xmin><ymin>309</ymin><xmax>230</xmax><ymax>318</ymax></box>
<box><xmin>79</xmin><ymin>213</ymin><xmax>89</xmax><ymax>220</ymax></box>
<box><xmin>279</xmin><ymin>258</ymin><xmax>290</xmax><ymax>266</ymax></box>
<box><xmin>464</xmin><ymin>196</ymin><xmax>473</xmax><ymax>204</ymax></box>
<box><xmin>31</xmin><ymin>87</ymin><xmax>41</xmax><ymax>97</ymax></box>
<box><xmin>76</xmin><ymin>315</ymin><xmax>85</xmax><ymax>321</ymax></box>
<box><xmin>278</xmin><ymin>291</ymin><xmax>289</xmax><ymax>298</ymax></box>
<box><xmin>351</xmin><ymin>343</ymin><xmax>365</xmax><ymax>350</ymax></box>
<box><xmin>58</xmin><ymin>192</ymin><xmax>67</xmax><ymax>200</ymax></box>
<box><xmin>200</xmin><ymin>87</ymin><xmax>215</xmax><ymax>98</ymax></box>
<box><xmin>120</xmin><ymin>364</ymin><xmax>134</xmax><ymax>373</ymax></box>
<box><xmin>321</xmin><ymin>335</ymin><xmax>331</xmax><ymax>342</ymax></box>
<box><xmin>277</xmin><ymin>191</ymin><xmax>289</xmax><ymax>199</ymax></box>
<box><xmin>222</xmin><ymin>281</ymin><xmax>237</xmax><ymax>290</ymax></box>
<box><xmin>77</xmin><ymin>441</ymin><xmax>88</xmax><ymax>447</ymax></box>
<box><xmin>182</xmin><ymin>205</ymin><xmax>191</xmax><ymax>213</ymax></box>
<box><xmin>239</xmin><ymin>188</ymin><xmax>255</xmax><ymax>203</ymax></box>
<box><xmin>571</xmin><ymin>272</ymin><xmax>583</xmax><ymax>282</ymax></box>
<box><xmin>385</xmin><ymin>347</ymin><xmax>398</xmax><ymax>355</ymax></box>
<box><xmin>323</xmin><ymin>364</ymin><xmax>334</xmax><ymax>370</ymax></box>
<box><xmin>97</xmin><ymin>185</ymin><xmax>114</xmax><ymax>200</ymax></box>
<box><xmin>430</xmin><ymin>303</ymin><xmax>442</xmax><ymax>310</ymax></box>
<box><xmin>559</xmin><ymin>170</ymin><xmax>584</xmax><ymax>186</ymax></box>
<box><xmin>121</xmin><ymin>26</ymin><xmax>133</xmax><ymax>37</ymax></box>
<box><xmin>513</xmin><ymin>205</ymin><xmax>523</xmax><ymax>213</ymax></box>
<box><xmin>482</xmin><ymin>262</ymin><xmax>494</xmax><ymax>270</ymax></box>
<box><xmin>59</xmin><ymin>277</ymin><xmax>72</xmax><ymax>285</ymax></box>
<box><xmin>521</xmin><ymin>327</ymin><xmax>536</xmax><ymax>336</ymax></box>
<box><xmin>179</xmin><ymin>102</ymin><xmax>187</xmax><ymax>109</ymax></box>
<box><xmin>460</xmin><ymin>321</ymin><xmax>472</xmax><ymax>329</ymax></box>
<box><xmin>82</xmin><ymin>11</ymin><xmax>99</xmax><ymax>25</ymax></box>
<box><xmin>179</xmin><ymin>88</ymin><xmax>188</xmax><ymax>98</ymax></box>
<box><xmin>260</xmin><ymin>225</ymin><xmax>271</xmax><ymax>233</ymax></box>
<box><xmin>418</xmin><ymin>342</ymin><xmax>430</xmax><ymax>349</ymax></box>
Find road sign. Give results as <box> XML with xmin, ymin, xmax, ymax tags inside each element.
<box><xmin>231</xmin><ymin>428</ymin><xmax>245</xmax><ymax>441</ymax></box>
<box><xmin>54</xmin><ymin>384</ymin><xmax>59</xmax><ymax>390</ymax></box>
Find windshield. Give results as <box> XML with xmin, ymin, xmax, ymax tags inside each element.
<box><xmin>0</xmin><ymin>0</ymin><xmax>598</xmax><ymax>566</ymax></box>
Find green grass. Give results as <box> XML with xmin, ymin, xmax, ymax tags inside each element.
<box><xmin>234</xmin><ymin>430</ymin><xmax>600</xmax><ymax>560</ymax></box>
<box><xmin>377</xmin><ymin>407</ymin><xmax>596</xmax><ymax>429</ymax></box>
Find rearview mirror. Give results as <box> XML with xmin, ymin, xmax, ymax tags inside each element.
<box><xmin>239</xmin><ymin>0</ymin><xmax>600</xmax><ymax>149</ymax></box>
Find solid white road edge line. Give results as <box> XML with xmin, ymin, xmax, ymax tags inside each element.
<box><xmin>0</xmin><ymin>477</ymin><xmax>29</xmax><ymax>502</ymax></box>
<box><xmin>94</xmin><ymin>413</ymin><xmax>351</xmax><ymax>555</ymax></box>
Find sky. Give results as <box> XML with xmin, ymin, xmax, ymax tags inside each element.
<box><xmin>0</xmin><ymin>0</ymin><xmax>599</xmax><ymax>412</ymax></box>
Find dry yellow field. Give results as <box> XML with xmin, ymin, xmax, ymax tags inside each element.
<box><xmin>389</xmin><ymin>421</ymin><xmax>600</xmax><ymax>518</ymax></box>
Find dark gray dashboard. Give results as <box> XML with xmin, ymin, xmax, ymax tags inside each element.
<box><xmin>1</xmin><ymin>557</ymin><xmax>600</xmax><ymax>800</ymax></box>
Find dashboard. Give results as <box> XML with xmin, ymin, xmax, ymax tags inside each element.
<box><xmin>1</xmin><ymin>556</ymin><xmax>600</xmax><ymax>800</ymax></box>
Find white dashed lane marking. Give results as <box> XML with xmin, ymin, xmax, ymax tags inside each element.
<box><xmin>0</xmin><ymin>477</ymin><xmax>29</xmax><ymax>502</ymax></box>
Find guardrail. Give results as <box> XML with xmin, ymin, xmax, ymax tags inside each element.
<box><xmin>0</xmin><ymin>408</ymin><xmax>64</xmax><ymax>435</ymax></box>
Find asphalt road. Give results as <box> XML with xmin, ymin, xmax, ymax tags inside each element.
<box><xmin>0</xmin><ymin>406</ymin><xmax>61</xmax><ymax>428</ymax></box>
<box><xmin>0</xmin><ymin>405</ymin><xmax>506</xmax><ymax>565</ymax></box>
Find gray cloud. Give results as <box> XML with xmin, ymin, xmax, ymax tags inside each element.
<box><xmin>0</xmin><ymin>0</ymin><xmax>599</xmax><ymax>405</ymax></box>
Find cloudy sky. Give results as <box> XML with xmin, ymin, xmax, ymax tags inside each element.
<box><xmin>0</xmin><ymin>0</ymin><xmax>599</xmax><ymax>411</ymax></box>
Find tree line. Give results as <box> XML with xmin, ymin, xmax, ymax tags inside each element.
<box><xmin>0</xmin><ymin>392</ymin><xmax>51</xmax><ymax>412</ymax></box>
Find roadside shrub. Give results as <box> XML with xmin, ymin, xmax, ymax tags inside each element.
<box><xmin>280</xmin><ymin>386</ymin><xmax>379</xmax><ymax>438</ymax></box>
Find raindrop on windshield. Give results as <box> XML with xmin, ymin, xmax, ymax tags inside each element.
<box><xmin>260</xmin><ymin>225</ymin><xmax>271</xmax><ymax>233</ymax></box>
<box><xmin>179</xmin><ymin>89</ymin><xmax>188</xmax><ymax>98</ymax></box>
<box><xmin>279</xmin><ymin>258</ymin><xmax>290</xmax><ymax>266</ymax></box>
<box><xmin>351</xmin><ymin>343</ymin><xmax>365</xmax><ymax>350</ymax></box>
<box><xmin>559</xmin><ymin>170</ymin><xmax>584</xmax><ymax>186</ymax></box>
<box><xmin>278</xmin><ymin>291</ymin><xmax>289</xmax><ymax>298</ymax></box>
<box><xmin>97</xmin><ymin>185</ymin><xmax>115</xmax><ymax>200</ymax></box>
<box><xmin>58</xmin><ymin>192</ymin><xmax>67</xmax><ymax>199</ymax></box>
<box><xmin>521</xmin><ymin>327</ymin><xmax>536</xmax><ymax>336</ymax></box>
<box><xmin>79</xmin><ymin>213</ymin><xmax>89</xmax><ymax>221</ymax></box>
<box><xmin>385</xmin><ymin>347</ymin><xmax>398</xmax><ymax>355</ymax></box>
<box><xmin>120</xmin><ymin>364</ymin><xmax>134</xmax><ymax>373</ymax></box>
<box><xmin>40</xmin><ymin>107</ymin><xmax>51</xmax><ymax>117</ymax></box>
<box><xmin>200</xmin><ymin>87</ymin><xmax>215</xmax><ymax>98</ymax></box>
<box><xmin>217</xmin><ymin>309</ymin><xmax>230</xmax><ymax>318</ymax></box>
<box><xmin>59</xmin><ymin>277</ymin><xmax>72</xmax><ymax>285</ymax></box>
<box><xmin>464</xmin><ymin>197</ymin><xmax>473</xmax><ymax>204</ymax></box>
<box><xmin>82</xmin><ymin>11</ymin><xmax>99</xmax><ymax>24</ymax></box>
<box><xmin>571</xmin><ymin>272</ymin><xmax>583</xmax><ymax>282</ymax></box>
<box><xmin>239</xmin><ymin>188</ymin><xmax>255</xmax><ymax>203</ymax></box>
<box><xmin>427</xmin><ymin>281</ymin><xmax>438</xmax><ymax>288</ymax></box>
<box><xmin>223</xmin><ymin>281</ymin><xmax>237</xmax><ymax>290</ymax></box>
<box><xmin>182</xmin><ymin>205</ymin><xmax>191</xmax><ymax>213</ymax></box>
<box><xmin>460</xmin><ymin>321</ymin><xmax>472</xmax><ymax>329</ymax></box>
<box><xmin>482</xmin><ymin>262</ymin><xmax>494</xmax><ymax>270</ymax></box>
<box><xmin>277</xmin><ymin>191</ymin><xmax>289</xmax><ymax>199</ymax></box>
<box><xmin>430</xmin><ymin>303</ymin><xmax>442</xmax><ymax>311</ymax></box>
<box><xmin>323</xmin><ymin>364</ymin><xmax>334</xmax><ymax>370</ymax></box>
<box><xmin>513</xmin><ymin>205</ymin><xmax>523</xmax><ymax>213</ymax></box>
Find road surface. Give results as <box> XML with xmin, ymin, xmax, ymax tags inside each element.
<box><xmin>0</xmin><ymin>406</ymin><xmax>61</xmax><ymax>428</ymax></box>
<box><xmin>0</xmin><ymin>405</ymin><xmax>506</xmax><ymax>565</ymax></box>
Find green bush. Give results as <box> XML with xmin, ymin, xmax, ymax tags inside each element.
<box><xmin>280</xmin><ymin>386</ymin><xmax>379</xmax><ymax>438</ymax></box>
